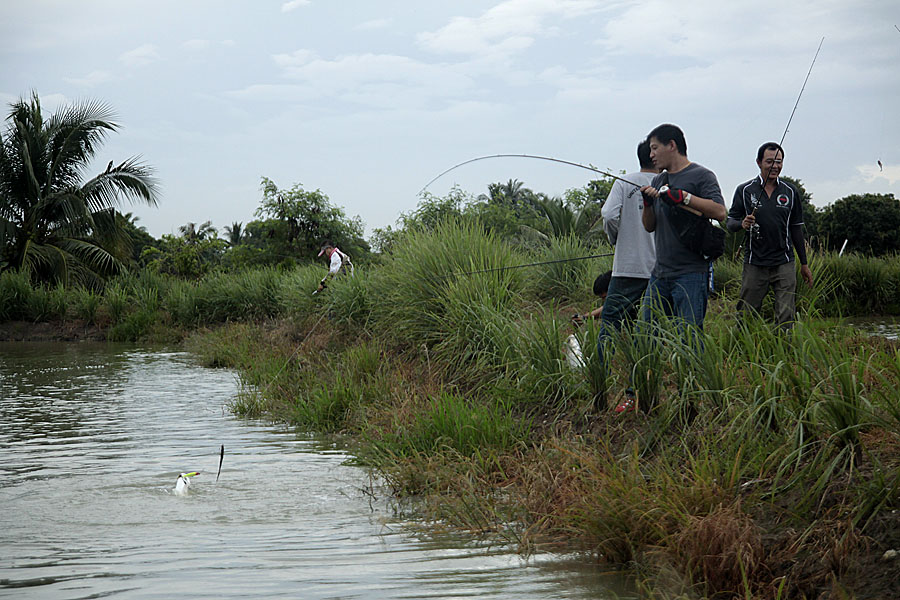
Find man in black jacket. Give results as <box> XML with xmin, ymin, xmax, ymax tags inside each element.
<box><xmin>727</xmin><ymin>142</ymin><xmax>813</xmax><ymax>329</ymax></box>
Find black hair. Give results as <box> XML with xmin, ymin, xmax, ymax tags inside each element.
<box><xmin>637</xmin><ymin>140</ymin><xmax>653</xmax><ymax>169</ymax></box>
<box><xmin>593</xmin><ymin>270</ymin><xmax>612</xmax><ymax>296</ymax></box>
<box><xmin>647</xmin><ymin>123</ymin><xmax>687</xmax><ymax>155</ymax></box>
<box><xmin>756</xmin><ymin>141</ymin><xmax>784</xmax><ymax>162</ymax></box>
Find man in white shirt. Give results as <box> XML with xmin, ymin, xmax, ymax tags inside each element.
<box><xmin>315</xmin><ymin>243</ymin><xmax>353</xmax><ymax>293</ymax></box>
<box><xmin>600</xmin><ymin>139</ymin><xmax>659</xmax><ymax>337</ymax></box>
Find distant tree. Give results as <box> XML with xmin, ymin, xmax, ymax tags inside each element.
<box><xmin>0</xmin><ymin>93</ymin><xmax>158</xmax><ymax>285</ymax></box>
<box><xmin>477</xmin><ymin>178</ymin><xmax>542</xmax><ymax>218</ymax></box>
<box><xmin>223</xmin><ymin>221</ymin><xmax>244</xmax><ymax>247</ymax></box>
<box><xmin>819</xmin><ymin>193</ymin><xmax>900</xmax><ymax>256</ymax></box>
<box><xmin>142</xmin><ymin>233</ymin><xmax>225</xmax><ymax>279</ymax></box>
<box><xmin>564</xmin><ymin>177</ymin><xmax>614</xmax><ymax>210</ymax></box>
<box><xmin>118</xmin><ymin>211</ymin><xmax>157</xmax><ymax>265</ymax></box>
<box><xmin>525</xmin><ymin>196</ymin><xmax>604</xmax><ymax>243</ymax></box>
<box><xmin>178</xmin><ymin>220</ymin><xmax>216</xmax><ymax>244</ymax></box>
<box><xmin>249</xmin><ymin>177</ymin><xmax>369</xmax><ymax>264</ymax></box>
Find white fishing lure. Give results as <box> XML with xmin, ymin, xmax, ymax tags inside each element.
<box><xmin>564</xmin><ymin>334</ymin><xmax>585</xmax><ymax>369</ymax></box>
<box><xmin>173</xmin><ymin>445</ymin><xmax>224</xmax><ymax>496</ymax></box>
<box><xmin>174</xmin><ymin>471</ymin><xmax>200</xmax><ymax>496</ymax></box>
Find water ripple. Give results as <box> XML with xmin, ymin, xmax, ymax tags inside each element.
<box><xmin>0</xmin><ymin>342</ymin><xmax>626</xmax><ymax>599</ymax></box>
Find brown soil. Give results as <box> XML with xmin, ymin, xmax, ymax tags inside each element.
<box><xmin>0</xmin><ymin>319</ymin><xmax>107</xmax><ymax>342</ymax></box>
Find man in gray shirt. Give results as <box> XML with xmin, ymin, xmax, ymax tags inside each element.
<box><xmin>640</xmin><ymin>123</ymin><xmax>726</xmax><ymax>327</ymax></box>
<box><xmin>612</xmin><ymin>124</ymin><xmax>725</xmax><ymax>413</ymax></box>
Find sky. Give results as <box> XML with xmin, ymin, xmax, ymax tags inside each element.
<box><xmin>2</xmin><ymin>0</ymin><xmax>899</xmax><ymax>240</ymax></box>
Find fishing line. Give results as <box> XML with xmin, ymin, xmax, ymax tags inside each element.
<box><xmin>419</xmin><ymin>153</ymin><xmax>641</xmax><ymax>195</ymax></box>
<box><xmin>434</xmin><ymin>252</ymin><xmax>614</xmax><ymax>281</ymax></box>
<box><xmin>253</xmin><ymin>310</ymin><xmax>328</xmax><ymax>401</ymax></box>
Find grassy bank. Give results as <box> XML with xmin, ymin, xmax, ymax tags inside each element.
<box><xmin>3</xmin><ymin>222</ymin><xmax>900</xmax><ymax>598</ymax></box>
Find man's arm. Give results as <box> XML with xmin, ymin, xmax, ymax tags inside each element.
<box><xmin>726</xmin><ymin>185</ymin><xmax>747</xmax><ymax>232</ymax></box>
<box><xmin>655</xmin><ymin>186</ymin><xmax>726</xmax><ymax>221</ymax></box>
<box><xmin>687</xmin><ymin>194</ymin><xmax>727</xmax><ymax>221</ymax></box>
<box><xmin>640</xmin><ymin>186</ymin><xmax>657</xmax><ymax>232</ymax></box>
<box><xmin>601</xmin><ymin>181</ymin><xmax>625</xmax><ymax>244</ymax></box>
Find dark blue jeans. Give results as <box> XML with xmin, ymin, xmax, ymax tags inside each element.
<box><xmin>640</xmin><ymin>271</ymin><xmax>710</xmax><ymax>330</ymax></box>
<box><xmin>597</xmin><ymin>276</ymin><xmax>649</xmax><ymax>372</ymax></box>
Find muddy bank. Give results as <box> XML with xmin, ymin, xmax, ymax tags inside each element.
<box><xmin>0</xmin><ymin>320</ymin><xmax>108</xmax><ymax>342</ymax></box>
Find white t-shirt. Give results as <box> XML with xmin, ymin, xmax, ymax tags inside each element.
<box><xmin>601</xmin><ymin>171</ymin><xmax>657</xmax><ymax>279</ymax></box>
<box><xmin>328</xmin><ymin>249</ymin><xmax>345</xmax><ymax>274</ymax></box>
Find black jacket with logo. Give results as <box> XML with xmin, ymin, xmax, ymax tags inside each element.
<box><xmin>728</xmin><ymin>177</ymin><xmax>804</xmax><ymax>267</ymax></box>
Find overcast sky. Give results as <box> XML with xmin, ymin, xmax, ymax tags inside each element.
<box><xmin>2</xmin><ymin>0</ymin><xmax>898</xmax><ymax>239</ymax></box>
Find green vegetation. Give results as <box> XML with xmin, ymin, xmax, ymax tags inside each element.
<box><xmin>8</xmin><ymin>218</ymin><xmax>894</xmax><ymax>597</ymax></box>
<box><xmin>182</xmin><ymin>222</ymin><xmax>899</xmax><ymax>600</ymax></box>
<box><xmin>0</xmin><ymin>93</ymin><xmax>159</xmax><ymax>285</ymax></box>
<box><xmin>4</xmin><ymin>92</ymin><xmax>900</xmax><ymax>600</ymax></box>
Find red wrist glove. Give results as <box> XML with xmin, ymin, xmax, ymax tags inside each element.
<box><xmin>660</xmin><ymin>186</ymin><xmax>686</xmax><ymax>205</ymax></box>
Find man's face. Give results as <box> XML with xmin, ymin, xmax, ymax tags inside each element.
<box><xmin>757</xmin><ymin>148</ymin><xmax>784</xmax><ymax>182</ymax></box>
<box><xmin>648</xmin><ymin>137</ymin><xmax>675</xmax><ymax>171</ymax></box>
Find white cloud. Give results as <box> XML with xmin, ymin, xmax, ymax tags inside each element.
<box><xmin>355</xmin><ymin>18</ymin><xmax>392</xmax><ymax>31</ymax></box>
<box><xmin>281</xmin><ymin>0</ymin><xmax>311</xmax><ymax>13</ymax></box>
<box><xmin>119</xmin><ymin>44</ymin><xmax>160</xmax><ymax>68</ymax></box>
<box><xmin>183</xmin><ymin>39</ymin><xmax>212</xmax><ymax>51</ymax></box>
<box><xmin>183</xmin><ymin>39</ymin><xmax>236</xmax><ymax>51</ymax></box>
<box><xmin>63</xmin><ymin>70</ymin><xmax>114</xmax><ymax>87</ymax></box>
<box><xmin>268</xmin><ymin>50</ymin><xmax>476</xmax><ymax>109</ymax></box>
<box><xmin>225</xmin><ymin>83</ymin><xmax>318</xmax><ymax>103</ymax></box>
<box><xmin>859</xmin><ymin>163</ymin><xmax>900</xmax><ymax>186</ymax></box>
<box><xmin>417</xmin><ymin>0</ymin><xmax>600</xmax><ymax>58</ymax></box>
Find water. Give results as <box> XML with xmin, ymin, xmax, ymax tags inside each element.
<box><xmin>0</xmin><ymin>343</ymin><xmax>626</xmax><ymax>599</ymax></box>
<box><xmin>852</xmin><ymin>317</ymin><xmax>900</xmax><ymax>340</ymax></box>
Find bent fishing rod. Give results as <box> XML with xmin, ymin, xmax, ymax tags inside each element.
<box><xmin>419</xmin><ymin>154</ymin><xmax>709</xmax><ymax>216</ymax></box>
<box><xmin>418</xmin><ymin>153</ymin><xmax>642</xmax><ymax>195</ymax></box>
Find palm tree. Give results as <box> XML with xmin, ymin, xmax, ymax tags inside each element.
<box><xmin>0</xmin><ymin>92</ymin><xmax>159</xmax><ymax>285</ymax></box>
<box><xmin>521</xmin><ymin>196</ymin><xmax>604</xmax><ymax>243</ymax></box>
<box><xmin>223</xmin><ymin>221</ymin><xmax>244</xmax><ymax>247</ymax></box>
<box><xmin>178</xmin><ymin>220</ymin><xmax>215</xmax><ymax>244</ymax></box>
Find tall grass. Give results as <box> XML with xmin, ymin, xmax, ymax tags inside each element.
<box><xmin>369</xmin><ymin>220</ymin><xmax>526</xmax><ymax>372</ymax></box>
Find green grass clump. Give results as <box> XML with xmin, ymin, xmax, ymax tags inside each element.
<box><xmin>377</xmin><ymin>392</ymin><xmax>530</xmax><ymax>459</ymax></box>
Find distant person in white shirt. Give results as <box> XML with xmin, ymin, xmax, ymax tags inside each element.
<box><xmin>314</xmin><ymin>243</ymin><xmax>354</xmax><ymax>294</ymax></box>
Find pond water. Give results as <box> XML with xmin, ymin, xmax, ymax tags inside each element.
<box><xmin>0</xmin><ymin>343</ymin><xmax>627</xmax><ymax>599</ymax></box>
<box><xmin>852</xmin><ymin>317</ymin><xmax>900</xmax><ymax>341</ymax></box>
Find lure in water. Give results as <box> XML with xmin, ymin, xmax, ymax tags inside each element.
<box><xmin>172</xmin><ymin>445</ymin><xmax>224</xmax><ymax>495</ymax></box>
<box><xmin>174</xmin><ymin>471</ymin><xmax>200</xmax><ymax>496</ymax></box>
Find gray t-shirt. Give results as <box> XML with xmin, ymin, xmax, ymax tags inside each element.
<box><xmin>650</xmin><ymin>162</ymin><xmax>724</xmax><ymax>278</ymax></box>
<box><xmin>601</xmin><ymin>171</ymin><xmax>656</xmax><ymax>279</ymax></box>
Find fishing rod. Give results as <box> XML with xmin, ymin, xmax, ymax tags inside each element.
<box><xmin>779</xmin><ymin>37</ymin><xmax>824</xmax><ymax>146</ymax></box>
<box><xmin>746</xmin><ymin>37</ymin><xmax>824</xmax><ymax>242</ymax></box>
<box><xmin>435</xmin><ymin>251</ymin><xmax>614</xmax><ymax>280</ymax></box>
<box><xmin>419</xmin><ymin>153</ymin><xmax>642</xmax><ymax>195</ymax></box>
<box><xmin>420</xmin><ymin>152</ymin><xmax>710</xmax><ymax>217</ymax></box>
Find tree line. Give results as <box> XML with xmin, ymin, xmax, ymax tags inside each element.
<box><xmin>2</xmin><ymin>93</ymin><xmax>898</xmax><ymax>287</ymax></box>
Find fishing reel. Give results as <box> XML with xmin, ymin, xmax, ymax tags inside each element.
<box><xmin>748</xmin><ymin>200</ymin><xmax>762</xmax><ymax>241</ymax></box>
<box><xmin>749</xmin><ymin>222</ymin><xmax>762</xmax><ymax>241</ymax></box>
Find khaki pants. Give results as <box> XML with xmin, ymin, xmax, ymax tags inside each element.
<box><xmin>738</xmin><ymin>262</ymin><xmax>797</xmax><ymax>328</ymax></box>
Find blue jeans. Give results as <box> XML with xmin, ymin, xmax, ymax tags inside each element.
<box><xmin>597</xmin><ymin>276</ymin><xmax>649</xmax><ymax>372</ymax></box>
<box><xmin>640</xmin><ymin>271</ymin><xmax>709</xmax><ymax>330</ymax></box>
